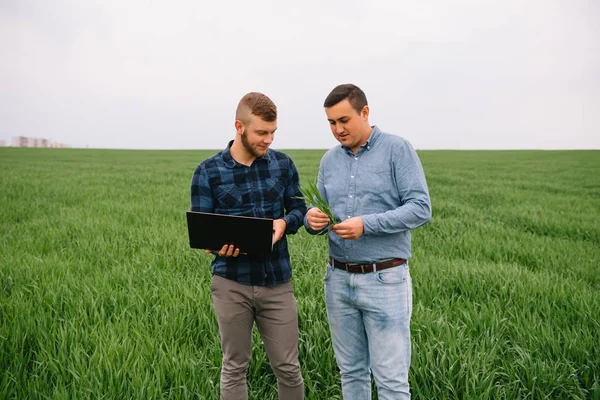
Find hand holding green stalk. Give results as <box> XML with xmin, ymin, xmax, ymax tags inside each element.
<box><xmin>295</xmin><ymin>181</ymin><xmax>339</xmax><ymax>224</ymax></box>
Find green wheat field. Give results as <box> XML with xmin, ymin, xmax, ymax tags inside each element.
<box><xmin>1</xmin><ymin>148</ymin><xmax>599</xmax><ymax>399</ymax></box>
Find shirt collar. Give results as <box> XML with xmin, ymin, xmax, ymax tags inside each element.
<box><xmin>222</xmin><ymin>140</ymin><xmax>272</xmax><ymax>168</ymax></box>
<box><xmin>342</xmin><ymin>125</ymin><xmax>381</xmax><ymax>155</ymax></box>
<box><xmin>365</xmin><ymin>125</ymin><xmax>381</xmax><ymax>149</ymax></box>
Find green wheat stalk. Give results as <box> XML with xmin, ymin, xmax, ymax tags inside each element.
<box><xmin>296</xmin><ymin>181</ymin><xmax>339</xmax><ymax>224</ymax></box>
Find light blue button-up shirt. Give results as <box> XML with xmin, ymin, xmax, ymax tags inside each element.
<box><xmin>305</xmin><ymin>126</ymin><xmax>431</xmax><ymax>262</ymax></box>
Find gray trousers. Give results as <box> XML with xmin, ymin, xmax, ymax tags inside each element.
<box><xmin>210</xmin><ymin>275</ymin><xmax>304</xmax><ymax>400</ymax></box>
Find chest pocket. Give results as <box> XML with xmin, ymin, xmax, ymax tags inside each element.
<box><xmin>215</xmin><ymin>184</ymin><xmax>244</xmax><ymax>209</ymax></box>
<box><xmin>264</xmin><ymin>177</ymin><xmax>285</xmax><ymax>202</ymax></box>
<box><xmin>360</xmin><ymin>164</ymin><xmax>392</xmax><ymax>191</ymax></box>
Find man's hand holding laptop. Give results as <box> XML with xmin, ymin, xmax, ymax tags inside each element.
<box><xmin>272</xmin><ymin>218</ymin><xmax>287</xmax><ymax>246</ymax></box>
<box><xmin>205</xmin><ymin>245</ymin><xmax>241</xmax><ymax>257</ymax></box>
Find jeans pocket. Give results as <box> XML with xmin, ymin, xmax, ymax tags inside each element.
<box><xmin>324</xmin><ymin>263</ymin><xmax>334</xmax><ymax>282</ymax></box>
<box><xmin>375</xmin><ymin>265</ymin><xmax>407</xmax><ymax>284</ymax></box>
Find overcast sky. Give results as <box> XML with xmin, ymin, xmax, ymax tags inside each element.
<box><xmin>1</xmin><ymin>0</ymin><xmax>598</xmax><ymax>150</ymax></box>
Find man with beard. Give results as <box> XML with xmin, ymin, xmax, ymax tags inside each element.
<box><xmin>305</xmin><ymin>84</ymin><xmax>431</xmax><ymax>399</ymax></box>
<box><xmin>190</xmin><ymin>92</ymin><xmax>307</xmax><ymax>400</ymax></box>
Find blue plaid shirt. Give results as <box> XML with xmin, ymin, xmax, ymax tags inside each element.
<box><xmin>190</xmin><ymin>141</ymin><xmax>307</xmax><ymax>286</ymax></box>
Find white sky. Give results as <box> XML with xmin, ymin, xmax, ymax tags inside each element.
<box><xmin>1</xmin><ymin>0</ymin><xmax>598</xmax><ymax>149</ymax></box>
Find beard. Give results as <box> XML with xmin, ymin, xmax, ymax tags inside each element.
<box><xmin>241</xmin><ymin>129</ymin><xmax>268</xmax><ymax>158</ymax></box>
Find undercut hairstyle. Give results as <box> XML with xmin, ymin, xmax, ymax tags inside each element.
<box><xmin>323</xmin><ymin>84</ymin><xmax>368</xmax><ymax>114</ymax></box>
<box><xmin>235</xmin><ymin>92</ymin><xmax>277</xmax><ymax>123</ymax></box>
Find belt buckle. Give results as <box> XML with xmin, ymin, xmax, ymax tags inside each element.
<box><xmin>348</xmin><ymin>263</ymin><xmax>366</xmax><ymax>273</ymax></box>
<box><xmin>346</xmin><ymin>262</ymin><xmax>358</xmax><ymax>273</ymax></box>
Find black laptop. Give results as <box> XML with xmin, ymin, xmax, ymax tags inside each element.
<box><xmin>186</xmin><ymin>211</ymin><xmax>274</xmax><ymax>256</ymax></box>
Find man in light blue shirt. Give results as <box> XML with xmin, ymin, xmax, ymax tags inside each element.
<box><xmin>305</xmin><ymin>84</ymin><xmax>431</xmax><ymax>399</ymax></box>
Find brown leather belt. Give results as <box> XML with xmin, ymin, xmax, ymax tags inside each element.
<box><xmin>329</xmin><ymin>257</ymin><xmax>406</xmax><ymax>274</ymax></box>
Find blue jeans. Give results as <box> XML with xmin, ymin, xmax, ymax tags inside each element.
<box><xmin>324</xmin><ymin>262</ymin><xmax>413</xmax><ymax>400</ymax></box>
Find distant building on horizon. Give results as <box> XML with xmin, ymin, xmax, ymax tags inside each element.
<box><xmin>10</xmin><ymin>136</ymin><xmax>69</xmax><ymax>148</ymax></box>
<box><xmin>11</xmin><ymin>136</ymin><xmax>30</xmax><ymax>147</ymax></box>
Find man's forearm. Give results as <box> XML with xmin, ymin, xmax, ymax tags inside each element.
<box><xmin>362</xmin><ymin>197</ymin><xmax>431</xmax><ymax>235</ymax></box>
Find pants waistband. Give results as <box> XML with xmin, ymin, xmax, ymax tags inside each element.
<box><xmin>328</xmin><ymin>257</ymin><xmax>406</xmax><ymax>273</ymax></box>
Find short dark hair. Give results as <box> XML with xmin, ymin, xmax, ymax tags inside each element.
<box><xmin>236</xmin><ymin>92</ymin><xmax>277</xmax><ymax>123</ymax></box>
<box><xmin>323</xmin><ymin>84</ymin><xmax>368</xmax><ymax>114</ymax></box>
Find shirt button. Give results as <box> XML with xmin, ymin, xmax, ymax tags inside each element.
<box><xmin>347</xmin><ymin>216</ymin><xmax>351</xmax><ymax>219</ymax></box>
<box><xmin>351</xmin><ymin>175</ymin><xmax>354</xmax><ymax>178</ymax></box>
<box><xmin>349</xmin><ymin>195</ymin><xmax>353</xmax><ymax>198</ymax></box>
<box><xmin>354</xmin><ymin>157</ymin><xmax>358</xmax><ymax>160</ymax></box>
